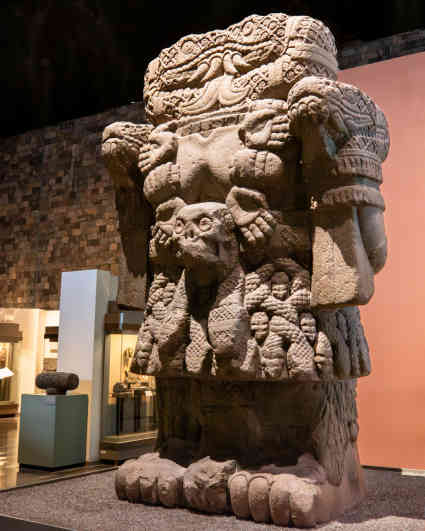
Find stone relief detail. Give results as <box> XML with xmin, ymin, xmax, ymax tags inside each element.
<box><xmin>143</xmin><ymin>14</ymin><xmax>338</xmax><ymax>124</ymax></box>
<box><xmin>103</xmin><ymin>12</ymin><xmax>389</xmax><ymax>528</ymax></box>
<box><xmin>131</xmin><ymin>210</ymin><xmax>371</xmax><ymax>382</ymax></box>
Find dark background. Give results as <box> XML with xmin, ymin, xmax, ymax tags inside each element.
<box><xmin>2</xmin><ymin>0</ymin><xmax>424</xmax><ymax>137</ymax></box>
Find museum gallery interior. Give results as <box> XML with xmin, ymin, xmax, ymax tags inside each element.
<box><xmin>0</xmin><ymin>2</ymin><xmax>424</xmax><ymax>530</ymax></box>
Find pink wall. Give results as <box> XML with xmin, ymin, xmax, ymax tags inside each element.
<box><xmin>339</xmin><ymin>52</ymin><xmax>425</xmax><ymax>469</ymax></box>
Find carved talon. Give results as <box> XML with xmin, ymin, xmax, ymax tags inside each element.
<box><xmin>116</xmin><ymin>445</ymin><xmax>364</xmax><ymax>527</ymax></box>
<box><xmin>117</xmin><ymin>456</ymin><xmax>237</xmax><ymax>513</ymax></box>
<box><xmin>228</xmin><ymin>454</ymin><xmax>335</xmax><ymax>527</ymax></box>
<box><xmin>184</xmin><ymin>457</ymin><xmax>237</xmax><ymax>514</ymax></box>
<box><xmin>116</xmin><ymin>454</ymin><xmax>186</xmax><ymax>507</ymax></box>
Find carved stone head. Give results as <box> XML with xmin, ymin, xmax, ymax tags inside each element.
<box><xmin>271</xmin><ymin>271</ymin><xmax>290</xmax><ymax>300</ymax></box>
<box><xmin>172</xmin><ymin>202</ymin><xmax>237</xmax><ymax>278</ymax></box>
<box><xmin>250</xmin><ymin>312</ymin><xmax>269</xmax><ymax>344</ymax></box>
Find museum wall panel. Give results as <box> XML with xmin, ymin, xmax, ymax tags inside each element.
<box><xmin>340</xmin><ymin>51</ymin><xmax>425</xmax><ymax>470</ymax></box>
<box><xmin>0</xmin><ymin>104</ymin><xmax>144</xmax><ymax>309</ymax></box>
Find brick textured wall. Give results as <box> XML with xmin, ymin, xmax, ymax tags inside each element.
<box><xmin>0</xmin><ymin>104</ymin><xmax>144</xmax><ymax>309</ymax></box>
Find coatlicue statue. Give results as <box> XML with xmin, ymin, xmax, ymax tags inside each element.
<box><xmin>102</xmin><ymin>13</ymin><xmax>389</xmax><ymax>527</ymax></box>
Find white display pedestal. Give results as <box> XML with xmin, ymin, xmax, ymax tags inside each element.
<box><xmin>57</xmin><ymin>270</ymin><xmax>118</xmax><ymax>462</ymax></box>
<box><xmin>18</xmin><ymin>394</ymin><xmax>88</xmax><ymax>468</ymax></box>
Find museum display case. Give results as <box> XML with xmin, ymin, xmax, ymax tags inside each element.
<box><xmin>100</xmin><ymin>309</ymin><xmax>156</xmax><ymax>461</ymax></box>
<box><xmin>0</xmin><ymin>342</ymin><xmax>15</xmax><ymax>402</ymax></box>
<box><xmin>0</xmin><ymin>323</ymin><xmax>22</xmax><ymax>416</ymax></box>
<box><xmin>43</xmin><ymin>327</ymin><xmax>58</xmax><ymax>373</ymax></box>
<box><xmin>103</xmin><ymin>332</ymin><xmax>156</xmax><ymax>436</ymax></box>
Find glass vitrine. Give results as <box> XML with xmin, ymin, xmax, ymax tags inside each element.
<box><xmin>0</xmin><ymin>342</ymin><xmax>14</xmax><ymax>402</ymax></box>
<box><xmin>0</xmin><ymin>323</ymin><xmax>21</xmax><ymax>417</ymax></box>
<box><xmin>102</xmin><ymin>332</ymin><xmax>157</xmax><ymax>440</ymax></box>
<box><xmin>42</xmin><ymin>326</ymin><xmax>59</xmax><ymax>373</ymax></box>
<box><xmin>43</xmin><ymin>339</ymin><xmax>58</xmax><ymax>372</ymax></box>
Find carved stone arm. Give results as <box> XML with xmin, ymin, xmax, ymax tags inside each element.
<box><xmin>287</xmin><ymin>76</ymin><xmax>390</xmax><ymax>307</ymax></box>
<box><xmin>287</xmin><ymin>75</ymin><xmax>390</xmax><ymax>197</ymax></box>
<box><xmin>101</xmin><ymin>121</ymin><xmax>155</xmax><ymax>284</ymax></box>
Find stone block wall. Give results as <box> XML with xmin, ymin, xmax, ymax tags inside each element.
<box><xmin>338</xmin><ymin>29</ymin><xmax>425</xmax><ymax>69</ymax></box>
<box><xmin>0</xmin><ymin>104</ymin><xmax>144</xmax><ymax>309</ymax></box>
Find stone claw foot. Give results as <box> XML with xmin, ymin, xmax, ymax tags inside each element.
<box><xmin>117</xmin><ymin>449</ymin><xmax>364</xmax><ymax>527</ymax></box>
<box><xmin>116</xmin><ymin>454</ymin><xmax>238</xmax><ymax>514</ymax></box>
<box><xmin>115</xmin><ymin>453</ymin><xmax>186</xmax><ymax>507</ymax></box>
<box><xmin>183</xmin><ymin>457</ymin><xmax>237</xmax><ymax>514</ymax></box>
<box><xmin>228</xmin><ymin>452</ymin><xmax>363</xmax><ymax>528</ymax></box>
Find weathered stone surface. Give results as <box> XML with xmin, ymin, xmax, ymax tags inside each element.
<box><xmin>115</xmin><ymin>453</ymin><xmax>186</xmax><ymax>506</ymax></box>
<box><xmin>184</xmin><ymin>457</ymin><xmax>237</xmax><ymax>513</ymax></box>
<box><xmin>3</xmin><ymin>1</ymin><xmax>424</xmax><ymax>138</ymax></box>
<box><xmin>105</xmin><ymin>12</ymin><xmax>389</xmax><ymax>528</ymax></box>
<box><xmin>228</xmin><ymin>448</ymin><xmax>365</xmax><ymax>527</ymax></box>
<box><xmin>115</xmin><ymin>380</ymin><xmax>363</xmax><ymax>526</ymax></box>
<box><xmin>35</xmin><ymin>371</ymin><xmax>79</xmax><ymax>394</ymax></box>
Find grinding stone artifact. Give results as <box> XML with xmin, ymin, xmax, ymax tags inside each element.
<box><xmin>35</xmin><ymin>372</ymin><xmax>79</xmax><ymax>395</ymax></box>
<box><xmin>102</xmin><ymin>13</ymin><xmax>389</xmax><ymax>527</ymax></box>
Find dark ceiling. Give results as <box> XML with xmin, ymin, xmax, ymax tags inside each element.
<box><xmin>2</xmin><ymin>0</ymin><xmax>424</xmax><ymax>137</ymax></box>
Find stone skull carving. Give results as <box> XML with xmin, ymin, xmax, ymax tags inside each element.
<box><xmin>103</xmin><ymin>13</ymin><xmax>389</xmax><ymax>528</ymax></box>
<box><xmin>172</xmin><ymin>203</ymin><xmax>237</xmax><ymax>277</ymax></box>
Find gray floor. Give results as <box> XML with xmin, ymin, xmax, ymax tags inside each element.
<box><xmin>0</xmin><ymin>417</ymin><xmax>115</xmax><ymax>490</ymax></box>
<box><xmin>0</xmin><ymin>467</ymin><xmax>423</xmax><ymax>530</ymax></box>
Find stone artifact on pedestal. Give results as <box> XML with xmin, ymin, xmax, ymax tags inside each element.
<box><xmin>36</xmin><ymin>372</ymin><xmax>79</xmax><ymax>395</ymax></box>
<box><xmin>102</xmin><ymin>13</ymin><xmax>389</xmax><ymax>527</ymax></box>
<box><xmin>19</xmin><ymin>372</ymin><xmax>88</xmax><ymax>468</ymax></box>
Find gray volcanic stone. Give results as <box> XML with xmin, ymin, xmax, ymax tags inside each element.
<box><xmin>103</xmin><ymin>12</ymin><xmax>389</xmax><ymax>528</ymax></box>
<box><xmin>35</xmin><ymin>372</ymin><xmax>79</xmax><ymax>395</ymax></box>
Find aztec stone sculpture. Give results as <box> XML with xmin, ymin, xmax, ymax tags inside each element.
<box><xmin>102</xmin><ymin>13</ymin><xmax>389</xmax><ymax>528</ymax></box>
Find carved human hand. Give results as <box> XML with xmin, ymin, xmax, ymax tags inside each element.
<box><xmin>226</xmin><ymin>186</ymin><xmax>276</xmax><ymax>246</ymax></box>
<box><xmin>138</xmin><ymin>121</ymin><xmax>178</xmax><ymax>175</ymax></box>
<box><xmin>239</xmin><ymin>109</ymin><xmax>276</xmax><ymax>150</ymax></box>
<box><xmin>238</xmin><ymin>107</ymin><xmax>294</xmax><ymax>153</ymax></box>
<box><xmin>268</xmin><ymin>111</ymin><xmax>294</xmax><ymax>151</ymax></box>
<box><xmin>152</xmin><ymin>197</ymin><xmax>186</xmax><ymax>250</ymax></box>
